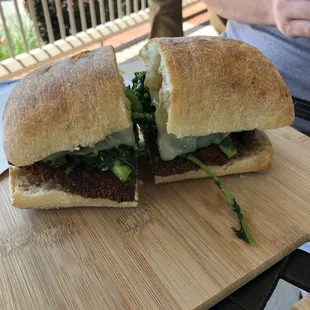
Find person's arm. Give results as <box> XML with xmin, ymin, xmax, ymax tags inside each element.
<box><xmin>205</xmin><ymin>0</ymin><xmax>310</xmax><ymax>38</ymax></box>
<box><xmin>205</xmin><ymin>0</ymin><xmax>274</xmax><ymax>25</ymax></box>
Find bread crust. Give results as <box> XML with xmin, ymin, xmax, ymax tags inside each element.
<box><xmin>3</xmin><ymin>46</ymin><xmax>132</xmax><ymax>167</ymax></box>
<box><xmin>140</xmin><ymin>37</ymin><xmax>294</xmax><ymax>138</ymax></box>
<box><xmin>9</xmin><ymin>166</ymin><xmax>138</xmax><ymax>209</ymax></box>
<box><xmin>154</xmin><ymin>130</ymin><xmax>272</xmax><ymax>184</ymax></box>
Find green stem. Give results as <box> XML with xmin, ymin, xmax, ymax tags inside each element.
<box><xmin>111</xmin><ymin>161</ymin><xmax>132</xmax><ymax>182</ymax></box>
<box><xmin>219</xmin><ymin>136</ymin><xmax>237</xmax><ymax>159</ymax></box>
<box><xmin>125</xmin><ymin>87</ymin><xmax>143</xmax><ymax>112</ymax></box>
<box><xmin>132</xmin><ymin>112</ymin><xmax>154</xmax><ymax>121</ymax></box>
<box><xmin>185</xmin><ymin>154</ymin><xmax>254</xmax><ymax>245</ymax></box>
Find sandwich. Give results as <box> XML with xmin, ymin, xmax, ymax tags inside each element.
<box><xmin>134</xmin><ymin>36</ymin><xmax>295</xmax><ymax>184</ymax></box>
<box><xmin>3</xmin><ymin>46</ymin><xmax>141</xmax><ymax>209</ymax></box>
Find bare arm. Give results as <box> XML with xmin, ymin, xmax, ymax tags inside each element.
<box><xmin>205</xmin><ymin>0</ymin><xmax>310</xmax><ymax>37</ymax></box>
<box><xmin>204</xmin><ymin>0</ymin><xmax>274</xmax><ymax>25</ymax></box>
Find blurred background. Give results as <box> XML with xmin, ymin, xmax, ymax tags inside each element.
<box><xmin>0</xmin><ymin>0</ymin><xmax>212</xmax><ymax>81</ymax></box>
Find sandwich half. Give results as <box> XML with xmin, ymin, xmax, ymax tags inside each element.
<box><xmin>3</xmin><ymin>46</ymin><xmax>139</xmax><ymax>209</ymax></box>
<box><xmin>138</xmin><ymin>36</ymin><xmax>295</xmax><ymax>184</ymax></box>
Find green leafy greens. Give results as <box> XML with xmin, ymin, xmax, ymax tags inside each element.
<box><xmin>127</xmin><ymin>72</ymin><xmax>156</xmax><ymax>119</ymax></box>
<box><xmin>127</xmin><ymin>71</ymin><xmax>254</xmax><ymax>246</ymax></box>
<box><xmin>43</xmin><ymin>145</ymin><xmax>145</xmax><ymax>182</ymax></box>
<box><xmin>126</xmin><ymin>72</ymin><xmax>158</xmax><ymax>153</ymax></box>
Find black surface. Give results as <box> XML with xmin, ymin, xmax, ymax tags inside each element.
<box><xmin>293</xmin><ymin>97</ymin><xmax>310</xmax><ymax>122</ymax></box>
<box><xmin>282</xmin><ymin>250</ymin><xmax>310</xmax><ymax>293</ymax></box>
<box><xmin>211</xmin><ymin>249</ymin><xmax>310</xmax><ymax>310</ymax></box>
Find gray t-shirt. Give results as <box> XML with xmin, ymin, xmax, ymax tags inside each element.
<box><xmin>222</xmin><ymin>20</ymin><xmax>310</xmax><ymax>133</ymax></box>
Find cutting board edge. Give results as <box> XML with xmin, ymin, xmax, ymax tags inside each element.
<box><xmin>194</xmin><ymin>233</ymin><xmax>310</xmax><ymax>310</ymax></box>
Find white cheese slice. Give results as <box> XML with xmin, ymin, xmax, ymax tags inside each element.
<box><xmin>74</xmin><ymin>127</ymin><xmax>136</xmax><ymax>156</ymax></box>
<box><xmin>154</xmin><ymin>89</ymin><xmax>228</xmax><ymax>161</ymax></box>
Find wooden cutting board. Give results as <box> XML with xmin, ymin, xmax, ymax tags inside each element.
<box><xmin>0</xmin><ymin>126</ymin><xmax>310</xmax><ymax>310</ymax></box>
<box><xmin>292</xmin><ymin>295</ymin><xmax>310</xmax><ymax>310</ymax></box>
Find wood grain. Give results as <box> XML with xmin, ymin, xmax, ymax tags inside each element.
<box><xmin>291</xmin><ymin>295</ymin><xmax>310</xmax><ymax>310</ymax></box>
<box><xmin>0</xmin><ymin>127</ymin><xmax>310</xmax><ymax>309</ymax></box>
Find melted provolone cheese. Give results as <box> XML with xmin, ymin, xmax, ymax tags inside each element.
<box><xmin>44</xmin><ymin>127</ymin><xmax>136</xmax><ymax>162</ymax></box>
<box><xmin>154</xmin><ymin>90</ymin><xmax>229</xmax><ymax>161</ymax></box>
<box><xmin>74</xmin><ymin>127</ymin><xmax>136</xmax><ymax>156</ymax></box>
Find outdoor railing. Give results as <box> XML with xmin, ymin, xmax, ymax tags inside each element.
<box><xmin>0</xmin><ymin>0</ymin><xmax>196</xmax><ymax>81</ymax></box>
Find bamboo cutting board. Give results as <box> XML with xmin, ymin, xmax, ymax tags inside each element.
<box><xmin>292</xmin><ymin>295</ymin><xmax>310</xmax><ymax>310</ymax></box>
<box><xmin>0</xmin><ymin>126</ymin><xmax>310</xmax><ymax>310</ymax></box>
